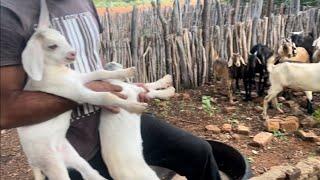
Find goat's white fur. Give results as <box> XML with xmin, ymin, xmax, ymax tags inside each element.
<box><xmin>100</xmin><ymin>62</ymin><xmax>175</xmax><ymax>180</ymax></box>
<box><xmin>18</xmin><ymin>1</ymin><xmax>147</xmax><ymax>179</ymax></box>
<box><xmin>313</xmin><ymin>37</ymin><xmax>320</xmax><ymax>63</ymax></box>
<box><xmin>262</xmin><ymin>56</ymin><xmax>320</xmax><ymax>119</ymax></box>
<box><xmin>312</xmin><ymin>37</ymin><xmax>320</xmax><ymax>48</ymax></box>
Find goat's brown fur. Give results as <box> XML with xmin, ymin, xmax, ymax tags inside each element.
<box><xmin>213</xmin><ymin>59</ymin><xmax>234</xmax><ymax>104</ymax></box>
<box><xmin>278</xmin><ymin>40</ymin><xmax>310</xmax><ymax>63</ymax></box>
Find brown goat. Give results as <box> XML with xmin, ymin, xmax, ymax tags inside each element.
<box><xmin>277</xmin><ymin>38</ymin><xmax>310</xmax><ymax>63</ymax></box>
<box><xmin>212</xmin><ymin>53</ymin><xmax>246</xmax><ymax>104</ymax></box>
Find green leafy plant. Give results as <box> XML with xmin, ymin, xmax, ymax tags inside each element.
<box><xmin>276</xmin><ymin>103</ymin><xmax>283</xmax><ymax>110</ymax></box>
<box><xmin>272</xmin><ymin>130</ymin><xmax>287</xmax><ymax>140</ymax></box>
<box><xmin>202</xmin><ymin>96</ymin><xmax>214</xmax><ymax>116</ymax></box>
<box><xmin>312</xmin><ymin>108</ymin><xmax>320</xmax><ymax>123</ymax></box>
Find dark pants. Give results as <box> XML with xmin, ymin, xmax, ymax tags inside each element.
<box><xmin>69</xmin><ymin>113</ymin><xmax>221</xmax><ymax>180</ymax></box>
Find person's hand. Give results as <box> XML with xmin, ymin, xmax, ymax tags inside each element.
<box><xmin>135</xmin><ymin>83</ymin><xmax>150</xmax><ymax>103</ymax></box>
<box><xmin>85</xmin><ymin>81</ymin><xmax>127</xmax><ymax>113</ymax></box>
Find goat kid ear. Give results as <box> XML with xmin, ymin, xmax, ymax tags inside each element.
<box><xmin>240</xmin><ymin>56</ymin><xmax>247</xmax><ymax>65</ymax></box>
<box><xmin>22</xmin><ymin>36</ymin><xmax>44</xmax><ymax>81</ymax></box>
<box><xmin>228</xmin><ymin>57</ymin><xmax>233</xmax><ymax>67</ymax></box>
<box><xmin>256</xmin><ymin>57</ymin><xmax>262</xmax><ymax>64</ymax></box>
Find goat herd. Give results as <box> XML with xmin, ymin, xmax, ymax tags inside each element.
<box><xmin>213</xmin><ymin>32</ymin><xmax>320</xmax><ymax>120</ymax></box>
<box><xmin>13</xmin><ymin>0</ymin><xmax>320</xmax><ymax>178</ymax></box>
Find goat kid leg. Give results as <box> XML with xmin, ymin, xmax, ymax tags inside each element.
<box><xmin>38</xmin><ymin>157</ymin><xmax>70</xmax><ymax>180</ymax></box>
<box><xmin>263</xmin><ymin>88</ymin><xmax>282</xmax><ymax>119</ymax></box>
<box><xmin>272</xmin><ymin>97</ymin><xmax>284</xmax><ymax>113</ymax></box>
<box><xmin>305</xmin><ymin>91</ymin><xmax>314</xmax><ymax>114</ymax></box>
<box><xmin>144</xmin><ymin>75</ymin><xmax>173</xmax><ymax>90</ymax></box>
<box><xmin>146</xmin><ymin>87</ymin><xmax>176</xmax><ymax>100</ymax></box>
<box><xmin>32</xmin><ymin>167</ymin><xmax>45</xmax><ymax>180</ymax></box>
<box><xmin>80</xmin><ymin>68</ymin><xmax>136</xmax><ymax>83</ymax></box>
<box><xmin>63</xmin><ymin>142</ymin><xmax>106</xmax><ymax>180</ymax></box>
<box><xmin>80</xmin><ymin>89</ymin><xmax>147</xmax><ymax>113</ymax></box>
<box><xmin>243</xmin><ymin>78</ymin><xmax>249</xmax><ymax>101</ymax></box>
<box><xmin>258</xmin><ymin>72</ymin><xmax>264</xmax><ymax>96</ymax></box>
<box><xmin>227</xmin><ymin>79</ymin><xmax>235</xmax><ymax>104</ymax></box>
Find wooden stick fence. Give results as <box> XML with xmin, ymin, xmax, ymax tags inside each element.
<box><xmin>99</xmin><ymin>0</ymin><xmax>320</xmax><ymax>90</ymax></box>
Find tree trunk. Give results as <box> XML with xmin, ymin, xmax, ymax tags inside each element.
<box><xmin>130</xmin><ymin>6</ymin><xmax>138</xmax><ymax>67</ymax></box>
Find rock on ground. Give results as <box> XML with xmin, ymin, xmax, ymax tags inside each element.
<box><xmin>251</xmin><ymin>132</ymin><xmax>273</xmax><ymax>147</ymax></box>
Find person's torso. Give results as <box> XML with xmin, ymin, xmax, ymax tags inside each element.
<box><xmin>1</xmin><ymin>0</ymin><xmax>103</xmax><ymax>159</ymax></box>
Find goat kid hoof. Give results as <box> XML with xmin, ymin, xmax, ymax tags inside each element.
<box><xmin>230</xmin><ymin>101</ymin><xmax>237</xmax><ymax>105</ymax></box>
<box><xmin>124</xmin><ymin>67</ymin><xmax>136</xmax><ymax>78</ymax></box>
<box><xmin>126</xmin><ymin>102</ymin><xmax>148</xmax><ymax>113</ymax></box>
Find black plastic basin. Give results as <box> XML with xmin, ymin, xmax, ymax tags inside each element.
<box><xmin>154</xmin><ymin>140</ymin><xmax>252</xmax><ymax>180</ymax></box>
<box><xmin>207</xmin><ymin>140</ymin><xmax>252</xmax><ymax>180</ymax></box>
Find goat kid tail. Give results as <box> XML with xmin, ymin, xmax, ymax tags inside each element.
<box><xmin>267</xmin><ymin>55</ymin><xmax>276</xmax><ymax>73</ymax></box>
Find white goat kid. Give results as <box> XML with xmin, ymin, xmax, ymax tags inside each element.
<box><xmin>18</xmin><ymin>1</ymin><xmax>147</xmax><ymax>180</ymax></box>
<box><xmin>262</xmin><ymin>56</ymin><xmax>320</xmax><ymax>119</ymax></box>
<box><xmin>99</xmin><ymin>62</ymin><xmax>175</xmax><ymax>180</ymax></box>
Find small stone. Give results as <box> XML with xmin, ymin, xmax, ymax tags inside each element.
<box><xmin>173</xmin><ymin>93</ymin><xmax>181</xmax><ymax>98</ymax></box>
<box><xmin>300</xmin><ymin>116</ymin><xmax>318</xmax><ymax>128</ymax></box>
<box><xmin>251</xmin><ymin>132</ymin><xmax>273</xmax><ymax>147</ymax></box>
<box><xmin>237</xmin><ymin>125</ymin><xmax>250</xmax><ymax>135</ymax></box>
<box><xmin>285</xmin><ymin>167</ymin><xmax>301</xmax><ymax>180</ymax></box>
<box><xmin>231</xmin><ymin>134</ymin><xmax>240</xmax><ymax>141</ymax></box>
<box><xmin>252</xmin><ymin>150</ymin><xmax>259</xmax><ymax>155</ymax></box>
<box><xmin>280</xmin><ymin>116</ymin><xmax>299</xmax><ymax>133</ymax></box>
<box><xmin>1</xmin><ymin>130</ymin><xmax>6</xmax><ymax>135</ymax></box>
<box><xmin>312</xmin><ymin>136</ymin><xmax>320</xmax><ymax>142</ymax></box>
<box><xmin>315</xmin><ymin>147</ymin><xmax>320</xmax><ymax>155</ymax></box>
<box><xmin>293</xmin><ymin>92</ymin><xmax>304</xmax><ymax>96</ymax></box>
<box><xmin>182</xmin><ymin>93</ymin><xmax>191</xmax><ymax>100</ymax></box>
<box><xmin>223</xmin><ymin>106</ymin><xmax>236</xmax><ymax>113</ymax></box>
<box><xmin>254</xmin><ymin>106</ymin><xmax>263</xmax><ymax>113</ymax></box>
<box><xmin>205</xmin><ymin>125</ymin><xmax>221</xmax><ymax>134</ymax></box>
<box><xmin>291</xmin><ymin>105</ymin><xmax>304</xmax><ymax>116</ymax></box>
<box><xmin>284</xmin><ymin>100</ymin><xmax>296</xmax><ymax>108</ymax></box>
<box><xmin>221</xmin><ymin>123</ymin><xmax>232</xmax><ymax>133</ymax></box>
<box><xmin>296</xmin><ymin>130</ymin><xmax>317</xmax><ymax>141</ymax></box>
<box><xmin>265</xmin><ymin>118</ymin><xmax>281</xmax><ymax>132</ymax></box>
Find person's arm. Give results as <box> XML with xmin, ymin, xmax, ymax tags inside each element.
<box><xmin>0</xmin><ymin>66</ymin><xmax>126</xmax><ymax>129</ymax></box>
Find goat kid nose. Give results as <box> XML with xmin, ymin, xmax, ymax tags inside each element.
<box><xmin>67</xmin><ymin>51</ymin><xmax>77</xmax><ymax>60</ymax></box>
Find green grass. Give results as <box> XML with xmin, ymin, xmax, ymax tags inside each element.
<box><xmin>93</xmin><ymin>0</ymin><xmax>172</xmax><ymax>8</ymax></box>
<box><xmin>312</xmin><ymin>108</ymin><xmax>320</xmax><ymax>123</ymax></box>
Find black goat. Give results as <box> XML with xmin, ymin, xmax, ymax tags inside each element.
<box><xmin>243</xmin><ymin>44</ymin><xmax>273</xmax><ymax>101</ymax></box>
<box><xmin>290</xmin><ymin>32</ymin><xmax>314</xmax><ymax>61</ymax></box>
<box><xmin>228</xmin><ymin>53</ymin><xmax>246</xmax><ymax>92</ymax></box>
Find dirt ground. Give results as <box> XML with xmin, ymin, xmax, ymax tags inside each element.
<box><xmin>1</xmin><ymin>81</ymin><xmax>319</xmax><ymax>179</ymax></box>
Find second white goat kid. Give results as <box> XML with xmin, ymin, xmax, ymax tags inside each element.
<box><xmin>99</xmin><ymin>62</ymin><xmax>175</xmax><ymax>180</ymax></box>
<box><xmin>262</xmin><ymin>56</ymin><xmax>320</xmax><ymax>119</ymax></box>
<box><xmin>17</xmin><ymin>1</ymin><xmax>146</xmax><ymax>180</ymax></box>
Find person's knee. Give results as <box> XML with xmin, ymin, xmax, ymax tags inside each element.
<box><xmin>192</xmin><ymin>139</ymin><xmax>213</xmax><ymax>161</ymax></box>
<box><xmin>199</xmin><ymin>140</ymin><xmax>212</xmax><ymax>154</ymax></box>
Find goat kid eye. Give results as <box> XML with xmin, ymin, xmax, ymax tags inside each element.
<box><xmin>48</xmin><ymin>45</ymin><xmax>58</xmax><ymax>50</ymax></box>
